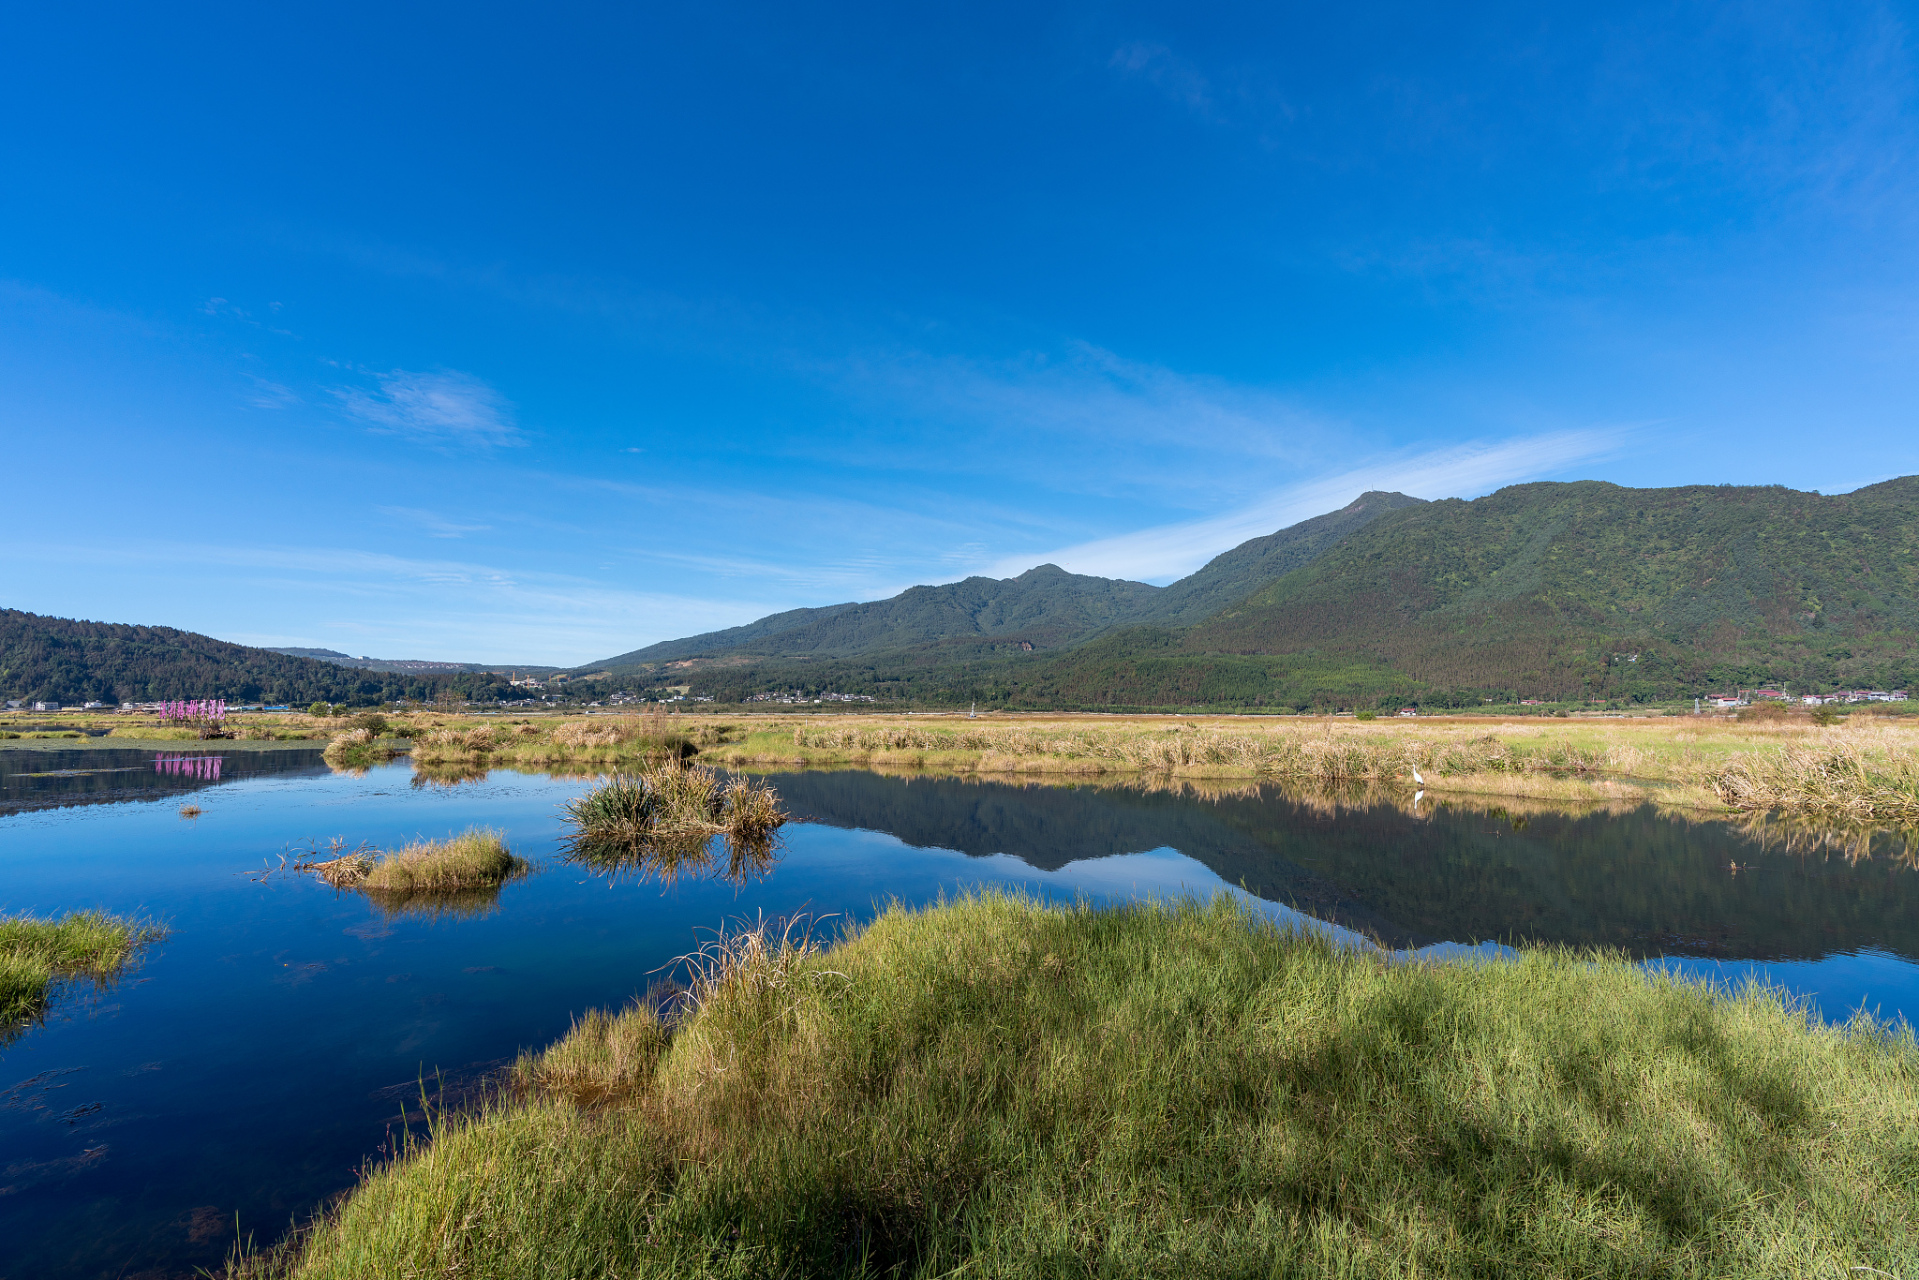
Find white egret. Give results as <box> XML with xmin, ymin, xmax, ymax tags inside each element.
<box><xmin>1411</xmin><ymin>767</ymin><xmax>1425</xmax><ymax>786</ymax></box>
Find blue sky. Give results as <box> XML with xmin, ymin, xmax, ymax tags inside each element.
<box><xmin>4</xmin><ymin>1</ymin><xmax>1917</xmax><ymax>664</ymax></box>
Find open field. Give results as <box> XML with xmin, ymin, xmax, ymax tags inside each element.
<box><xmin>231</xmin><ymin>892</ymin><xmax>1919</xmax><ymax>1279</ymax></box>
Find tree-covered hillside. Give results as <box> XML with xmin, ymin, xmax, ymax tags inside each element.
<box><xmin>593</xmin><ymin>564</ymin><xmax>1160</xmax><ymax>670</ymax></box>
<box><xmin>585</xmin><ymin>478</ymin><xmax>1919</xmax><ymax>710</ymax></box>
<box><xmin>1044</xmin><ymin>479</ymin><xmax>1919</xmax><ymax>706</ymax></box>
<box><xmin>0</xmin><ymin>610</ymin><xmax>513</xmax><ymax>706</ymax></box>
<box><xmin>1120</xmin><ymin>490</ymin><xmax>1422</xmax><ymax>629</ymax></box>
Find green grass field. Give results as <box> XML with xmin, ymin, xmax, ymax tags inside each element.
<box><xmin>239</xmin><ymin>893</ymin><xmax>1918</xmax><ymax>1279</ymax></box>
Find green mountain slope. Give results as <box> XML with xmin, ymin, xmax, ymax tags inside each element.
<box><xmin>0</xmin><ymin>610</ymin><xmax>513</xmax><ymax>706</ymax></box>
<box><xmin>1042</xmin><ymin>478</ymin><xmax>1919</xmax><ymax>706</ymax></box>
<box><xmin>586</xmin><ymin>496</ymin><xmax>1420</xmax><ymax>675</ymax></box>
<box><xmin>1121</xmin><ymin>490</ymin><xmax>1423</xmax><ymax>629</ymax></box>
<box><xmin>591</xmin><ymin>565</ymin><xmax>1161</xmax><ymax>670</ymax></box>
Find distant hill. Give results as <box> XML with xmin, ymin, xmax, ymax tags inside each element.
<box><xmin>1037</xmin><ymin>478</ymin><xmax>1919</xmax><ymax>706</ymax></box>
<box><xmin>266</xmin><ymin>647</ymin><xmax>560</xmax><ymax>676</ymax></box>
<box><xmin>0</xmin><ymin>610</ymin><xmax>514</xmax><ymax>706</ymax></box>
<box><xmin>592</xmin><ymin>564</ymin><xmax>1161</xmax><ymax>668</ymax></box>
<box><xmin>1119</xmin><ymin>490</ymin><xmax>1423</xmax><ymax>629</ymax></box>
<box><xmin>582</xmin><ymin>478</ymin><xmax>1919</xmax><ymax>709</ymax></box>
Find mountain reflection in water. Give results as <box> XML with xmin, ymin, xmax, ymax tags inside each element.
<box><xmin>764</xmin><ymin>770</ymin><xmax>1919</xmax><ymax>962</ymax></box>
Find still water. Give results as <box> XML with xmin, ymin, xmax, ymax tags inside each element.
<box><xmin>2</xmin><ymin>747</ymin><xmax>1915</xmax><ymax>1278</ymax></box>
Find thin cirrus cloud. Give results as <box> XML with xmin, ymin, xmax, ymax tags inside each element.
<box><xmin>827</xmin><ymin>342</ymin><xmax>1326</xmax><ymax>495</ymax></box>
<box><xmin>981</xmin><ymin>429</ymin><xmax>1629</xmax><ymax>583</ymax></box>
<box><xmin>376</xmin><ymin>506</ymin><xmax>492</xmax><ymax>539</ymax></box>
<box><xmin>335</xmin><ymin>368</ymin><xmax>524</xmax><ymax>448</ymax></box>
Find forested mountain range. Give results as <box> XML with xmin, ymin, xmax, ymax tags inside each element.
<box><xmin>267</xmin><ymin>647</ymin><xmax>560</xmax><ymax>676</ymax></box>
<box><xmin>584</xmin><ymin>478</ymin><xmax>1919</xmax><ymax>709</ymax></box>
<box><xmin>0</xmin><ymin>610</ymin><xmax>513</xmax><ymax>706</ymax></box>
<box><xmin>594</xmin><ymin>563</ymin><xmax>1163</xmax><ymax>666</ymax></box>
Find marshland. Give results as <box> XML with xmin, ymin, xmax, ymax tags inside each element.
<box><xmin>4</xmin><ymin>721</ymin><xmax>1919</xmax><ymax>1277</ymax></box>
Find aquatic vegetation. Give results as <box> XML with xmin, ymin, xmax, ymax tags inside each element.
<box><xmin>1707</xmin><ymin>727</ymin><xmax>1919</xmax><ymax>822</ymax></box>
<box><xmin>561</xmin><ymin>761</ymin><xmax>785</xmax><ymax>852</ymax></box>
<box><xmin>321</xmin><ymin>727</ymin><xmax>403</xmax><ymax>769</ymax></box>
<box><xmin>233</xmin><ymin>892</ymin><xmax>1919</xmax><ymax>1279</ymax></box>
<box><xmin>298</xmin><ymin>828</ymin><xmax>526</xmax><ymax>894</ymax></box>
<box><xmin>1</xmin><ymin>909</ymin><xmax>163</xmax><ymax>1034</ymax></box>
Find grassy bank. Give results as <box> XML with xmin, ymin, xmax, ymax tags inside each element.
<box><xmin>240</xmin><ymin>893</ymin><xmax>1917</xmax><ymax>1279</ymax></box>
<box><xmin>2</xmin><ymin>909</ymin><xmax>163</xmax><ymax>1031</ymax></box>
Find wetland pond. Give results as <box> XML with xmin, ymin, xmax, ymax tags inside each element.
<box><xmin>3</xmin><ymin>746</ymin><xmax>1917</xmax><ymax>1278</ymax></box>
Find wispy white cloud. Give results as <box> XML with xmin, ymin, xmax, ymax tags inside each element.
<box><xmin>13</xmin><ymin>539</ymin><xmax>763</xmax><ymax>665</ymax></box>
<box><xmin>826</xmin><ymin>341</ymin><xmax>1332</xmax><ymax>500</ymax></box>
<box><xmin>979</xmin><ymin>429</ymin><xmax>1628</xmax><ymax>582</ymax></box>
<box><xmin>336</xmin><ymin>369</ymin><xmax>523</xmax><ymax>448</ymax></box>
<box><xmin>377</xmin><ymin>506</ymin><xmax>492</xmax><ymax>538</ymax></box>
<box><xmin>1110</xmin><ymin>42</ymin><xmax>1216</xmax><ymax>116</ymax></box>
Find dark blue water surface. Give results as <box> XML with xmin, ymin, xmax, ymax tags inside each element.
<box><xmin>2</xmin><ymin>747</ymin><xmax>1916</xmax><ymax>1279</ymax></box>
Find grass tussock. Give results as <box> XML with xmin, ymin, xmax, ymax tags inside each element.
<box><xmin>240</xmin><ymin>893</ymin><xmax>1919</xmax><ymax>1280</ymax></box>
<box><xmin>562</xmin><ymin>761</ymin><xmax>786</xmax><ymax>847</ymax></box>
<box><xmin>300</xmin><ymin>828</ymin><xmax>527</xmax><ymax>895</ymax></box>
<box><xmin>1</xmin><ymin>909</ymin><xmax>164</xmax><ymax>1032</ymax></box>
<box><xmin>321</xmin><ymin>727</ymin><xmax>404</xmax><ymax>768</ymax></box>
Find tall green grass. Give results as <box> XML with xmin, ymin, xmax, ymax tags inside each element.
<box><xmin>1</xmin><ymin>909</ymin><xmax>163</xmax><ymax>1033</ymax></box>
<box><xmin>238</xmin><ymin>893</ymin><xmax>1919</xmax><ymax>1279</ymax></box>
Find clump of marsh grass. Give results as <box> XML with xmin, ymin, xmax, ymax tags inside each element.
<box><xmin>2</xmin><ymin>909</ymin><xmax>164</xmax><ymax>1036</ymax></box>
<box><xmin>513</xmin><ymin>1003</ymin><xmax>673</xmax><ymax>1104</ymax></box>
<box><xmin>231</xmin><ymin>892</ymin><xmax>1919</xmax><ymax>1279</ymax></box>
<box><xmin>322</xmin><ymin>727</ymin><xmax>404</xmax><ymax>769</ymax></box>
<box><xmin>559</xmin><ymin>763</ymin><xmax>785</xmax><ymax>886</ymax></box>
<box><xmin>562</xmin><ymin>762</ymin><xmax>786</xmax><ymax>848</ymax></box>
<box><xmin>295</xmin><ymin>829</ymin><xmax>529</xmax><ymax>910</ymax></box>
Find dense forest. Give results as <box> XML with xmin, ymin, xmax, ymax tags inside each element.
<box><xmin>581</xmin><ymin>479</ymin><xmax>1919</xmax><ymax>709</ymax></box>
<box><xmin>0</xmin><ymin>610</ymin><xmax>515</xmax><ymax>706</ymax></box>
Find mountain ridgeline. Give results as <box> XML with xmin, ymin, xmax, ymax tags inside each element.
<box><xmin>584</xmin><ymin>479</ymin><xmax>1919</xmax><ymax>709</ymax></box>
<box><xmin>0</xmin><ymin>611</ymin><xmax>516</xmax><ymax>706</ymax></box>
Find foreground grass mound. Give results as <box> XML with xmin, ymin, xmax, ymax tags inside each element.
<box><xmin>254</xmin><ymin>895</ymin><xmax>1918</xmax><ymax>1279</ymax></box>
<box><xmin>2</xmin><ymin>909</ymin><xmax>163</xmax><ymax>1031</ymax></box>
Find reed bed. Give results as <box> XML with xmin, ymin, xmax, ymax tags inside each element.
<box><xmin>234</xmin><ymin>892</ymin><xmax>1918</xmax><ymax>1279</ymax></box>
<box><xmin>1</xmin><ymin>909</ymin><xmax>163</xmax><ymax>1030</ymax></box>
<box><xmin>1705</xmin><ymin>726</ymin><xmax>1919</xmax><ymax>823</ymax></box>
<box><xmin>788</xmin><ymin>721</ymin><xmax>1640</xmax><ymax>780</ymax></box>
